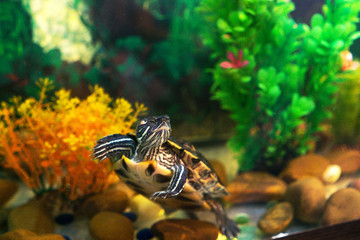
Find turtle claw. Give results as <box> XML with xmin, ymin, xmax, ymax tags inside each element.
<box><xmin>150</xmin><ymin>191</ymin><xmax>178</xmax><ymax>200</ymax></box>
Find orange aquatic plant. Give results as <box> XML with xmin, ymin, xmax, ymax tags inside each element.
<box><xmin>0</xmin><ymin>79</ymin><xmax>147</xmax><ymax>200</ymax></box>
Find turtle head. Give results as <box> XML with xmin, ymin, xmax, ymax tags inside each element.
<box><xmin>136</xmin><ymin>115</ymin><xmax>171</xmax><ymax>148</ymax></box>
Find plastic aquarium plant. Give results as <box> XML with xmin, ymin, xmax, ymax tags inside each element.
<box><xmin>331</xmin><ymin>51</ymin><xmax>360</xmax><ymax>145</ymax></box>
<box><xmin>199</xmin><ymin>0</ymin><xmax>360</xmax><ymax>172</ymax></box>
<box><xmin>0</xmin><ymin>78</ymin><xmax>146</xmax><ymax>200</ymax></box>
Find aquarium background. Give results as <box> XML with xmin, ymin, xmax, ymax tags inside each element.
<box><xmin>1</xmin><ymin>0</ymin><xmax>360</xmax><ymax>239</ymax></box>
<box><xmin>1</xmin><ymin>0</ymin><xmax>359</xmax><ymax>169</ymax></box>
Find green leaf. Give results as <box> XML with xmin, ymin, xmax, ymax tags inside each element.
<box><xmin>217</xmin><ymin>19</ymin><xmax>231</xmax><ymax>32</ymax></box>
<box><xmin>319</xmin><ymin>40</ymin><xmax>330</xmax><ymax>48</ymax></box>
<box><xmin>241</xmin><ymin>76</ymin><xmax>252</xmax><ymax>83</ymax></box>
<box><xmin>323</xmin><ymin>5</ymin><xmax>329</xmax><ymax>16</ymax></box>
<box><xmin>291</xmin><ymin>95</ymin><xmax>315</xmax><ymax>117</ymax></box>
<box><xmin>315</xmin><ymin>47</ymin><xmax>327</xmax><ymax>56</ymax></box>
<box><xmin>266</xmin><ymin>109</ymin><xmax>273</xmax><ymax>116</ymax></box>
<box><xmin>258</xmin><ymin>68</ymin><xmax>268</xmax><ymax>82</ymax></box>
<box><xmin>238</xmin><ymin>11</ymin><xmax>248</xmax><ymax>22</ymax></box>
<box><xmin>234</xmin><ymin>26</ymin><xmax>245</xmax><ymax>32</ymax></box>
<box><xmin>269</xmin><ymin>85</ymin><xmax>281</xmax><ymax>98</ymax></box>
<box><xmin>311</xmin><ymin>14</ymin><xmax>324</xmax><ymax>28</ymax></box>
<box><xmin>349</xmin><ymin>31</ymin><xmax>360</xmax><ymax>41</ymax></box>
<box><xmin>305</xmin><ymin>38</ymin><xmax>318</xmax><ymax>52</ymax></box>
<box><xmin>258</xmin><ymin>83</ymin><xmax>266</xmax><ymax>90</ymax></box>
<box><xmin>42</xmin><ymin>49</ymin><xmax>62</xmax><ymax>68</ymax></box>
<box><xmin>331</xmin><ymin>40</ymin><xmax>344</xmax><ymax>50</ymax></box>
<box><xmin>312</xmin><ymin>26</ymin><xmax>323</xmax><ymax>40</ymax></box>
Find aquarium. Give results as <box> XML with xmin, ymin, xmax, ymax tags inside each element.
<box><xmin>1</xmin><ymin>0</ymin><xmax>360</xmax><ymax>239</ymax></box>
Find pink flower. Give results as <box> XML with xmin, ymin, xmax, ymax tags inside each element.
<box><xmin>220</xmin><ymin>50</ymin><xmax>249</xmax><ymax>69</ymax></box>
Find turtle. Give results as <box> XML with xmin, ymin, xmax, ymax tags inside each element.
<box><xmin>92</xmin><ymin>115</ymin><xmax>240</xmax><ymax>238</ymax></box>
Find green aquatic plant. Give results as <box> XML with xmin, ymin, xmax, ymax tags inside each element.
<box><xmin>0</xmin><ymin>0</ymin><xmax>66</xmax><ymax>101</ymax></box>
<box><xmin>200</xmin><ymin>0</ymin><xmax>360</xmax><ymax>171</ymax></box>
<box><xmin>82</xmin><ymin>0</ymin><xmax>216</xmax><ymax>124</ymax></box>
<box><xmin>332</xmin><ymin>55</ymin><xmax>360</xmax><ymax>145</ymax></box>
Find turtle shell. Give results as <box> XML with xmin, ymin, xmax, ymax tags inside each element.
<box><xmin>165</xmin><ymin>137</ymin><xmax>229</xmax><ymax>199</ymax></box>
<box><xmin>110</xmin><ymin>134</ymin><xmax>229</xmax><ymax>209</ymax></box>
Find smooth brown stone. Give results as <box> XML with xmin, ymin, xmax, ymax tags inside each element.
<box><xmin>348</xmin><ymin>178</ymin><xmax>360</xmax><ymax>190</ymax></box>
<box><xmin>209</xmin><ymin>160</ymin><xmax>227</xmax><ymax>185</ymax></box>
<box><xmin>8</xmin><ymin>200</ymin><xmax>54</xmax><ymax>234</ymax></box>
<box><xmin>0</xmin><ymin>179</ymin><xmax>18</xmax><ymax>207</ymax></box>
<box><xmin>280</xmin><ymin>154</ymin><xmax>330</xmax><ymax>183</ymax></box>
<box><xmin>276</xmin><ymin>219</ymin><xmax>360</xmax><ymax>240</ymax></box>
<box><xmin>322</xmin><ymin>188</ymin><xmax>360</xmax><ymax>226</ymax></box>
<box><xmin>285</xmin><ymin>177</ymin><xmax>326</xmax><ymax>223</ymax></box>
<box><xmin>0</xmin><ymin>229</ymin><xmax>65</xmax><ymax>240</ymax></box>
<box><xmin>90</xmin><ymin>211</ymin><xmax>134</xmax><ymax>240</ymax></box>
<box><xmin>82</xmin><ymin>190</ymin><xmax>129</xmax><ymax>218</ymax></box>
<box><xmin>225</xmin><ymin>172</ymin><xmax>287</xmax><ymax>203</ymax></box>
<box><xmin>151</xmin><ymin>219</ymin><xmax>219</xmax><ymax>240</ymax></box>
<box><xmin>258</xmin><ymin>202</ymin><xmax>294</xmax><ymax>235</ymax></box>
<box><xmin>107</xmin><ymin>181</ymin><xmax>136</xmax><ymax>199</ymax></box>
<box><xmin>0</xmin><ymin>229</ymin><xmax>36</xmax><ymax>240</ymax></box>
<box><xmin>326</xmin><ymin>149</ymin><xmax>360</xmax><ymax>174</ymax></box>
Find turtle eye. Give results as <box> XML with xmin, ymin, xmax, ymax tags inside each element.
<box><xmin>149</xmin><ymin>118</ymin><xmax>156</xmax><ymax>124</ymax></box>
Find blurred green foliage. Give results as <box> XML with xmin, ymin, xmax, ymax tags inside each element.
<box><xmin>199</xmin><ymin>0</ymin><xmax>360</xmax><ymax>172</ymax></box>
<box><xmin>1</xmin><ymin>0</ymin><xmax>221</xmax><ymax>128</ymax></box>
<box><xmin>0</xmin><ymin>0</ymin><xmax>32</xmax><ymax>61</ymax></box>
<box><xmin>82</xmin><ymin>0</ymin><xmax>217</xmax><ymax>124</ymax></box>
<box><xmin>0</xmin><ymin>0</ymin><xmax>61</xmax><ymax>100</ymax></box>
<box><xmin>332</xmin><ymin>67</ymin><xmax>360</xmax><ymax>145</ymax></box>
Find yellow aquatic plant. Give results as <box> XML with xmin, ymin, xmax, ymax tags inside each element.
<box><xmin>0</xmin><ymin>78</ymin><xmax>147</xmax><ymax>200</ymax></box>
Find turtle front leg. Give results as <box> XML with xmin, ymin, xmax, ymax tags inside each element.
<box><xmin>150</xmin><ymin>165</ymin><xmax>188</xmax><ymax>200</ymax></box>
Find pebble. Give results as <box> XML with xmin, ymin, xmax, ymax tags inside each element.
<box><xmin>8</xmin><ymin>200</ymin><xmax>55</xmax><ymax>234</ymax></box>
<box><xmin>322</xmin><ymin>188</ymin><xmax>360</xmax><ymax>226</ymax></box>
<box><xmin>136</xmin><ymin>228</ymin><xmax>154</xmax><ymax>240</ymax></box>
<box><xmin>151</xmin><ymin>219</ymin><xmax>220</xmax><ymax>240</ymax></box>
<box><xmin>0</xmin><ymin>229</ymin><xmax>65</xmax><ymax>240</ymax></box>
<box><xmin>234</xmin><ymin>213</ymin><xmax>250</xmax><ymax>225</ymax></box>
<box><xmin>0</xmin><ymin>179</ymin><xmax>18</xmax><ymax>207</ymax></box>
<box><xmin>326</xmin><ymin>149</ymin><xmax>360</xmax><ymax>174</ymax></box>
<box><xmin>129</xmin><ymin>194</ymin><xmax>165</xmax><ymax>228</ymax></box>
<box><xmin>61</xmin><ymin>235</ymin><xmax>71</xmax><ymax>240</ymax></box>
<box><xmin>348</xmin><ymin>178</ymin><xmax>360</xmax><ymax>190</ymax></box>
<box><xmin>258</xmin><ymin>202</ymin><xmax>293</xmax><ymax>235</ymax></box>
<box><xmin>82</xmin><ymin>190</ymin><xmax>129</xmax><ymax>218</ymax></box>
<box><xmin>322</xmin><ymin>164</ymin><xmax>341</xmax><ymax>184</ymax></box>
<box><xmin>123</xmin><ymin>212</ymin><xmax>137</xmax><ymax>222</ymax></box>
<box><xmin>285</xmin><ymin>177</ymin><xmax>326</xmax><ymax>223</ymax></box>
<box><xmin>107</xmin><ymin>181</ymin><xmax>136</xmax><ymax>199</ymax></box>
<box><xmin>54</xmin><ymin>213</ymin><xmax>74</xmax><ymax>225</ymax></box>
<box><xmin>279</xmin><ymin>154</ymin><xmax>330</xmax><ymax>183</ymax></box>
<box><xmin>225</xmin><ymin>172</ymin><xmax>287</xmax><ymax>203</ymax></box>
<box><xmin>0</xmin><ymin>229</ymin><xmax>37</xmax><ymax>240</ymax></box>
<box><xmin>89</xmin><ymin>211</ymin><xmax>134</xmax><ymax>240</ymax></box>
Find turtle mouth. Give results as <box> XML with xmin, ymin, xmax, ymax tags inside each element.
<box><xmin>155</xmin><ymin>122</ymin><xmax>171</xmax><ymax>132</ymax></box>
